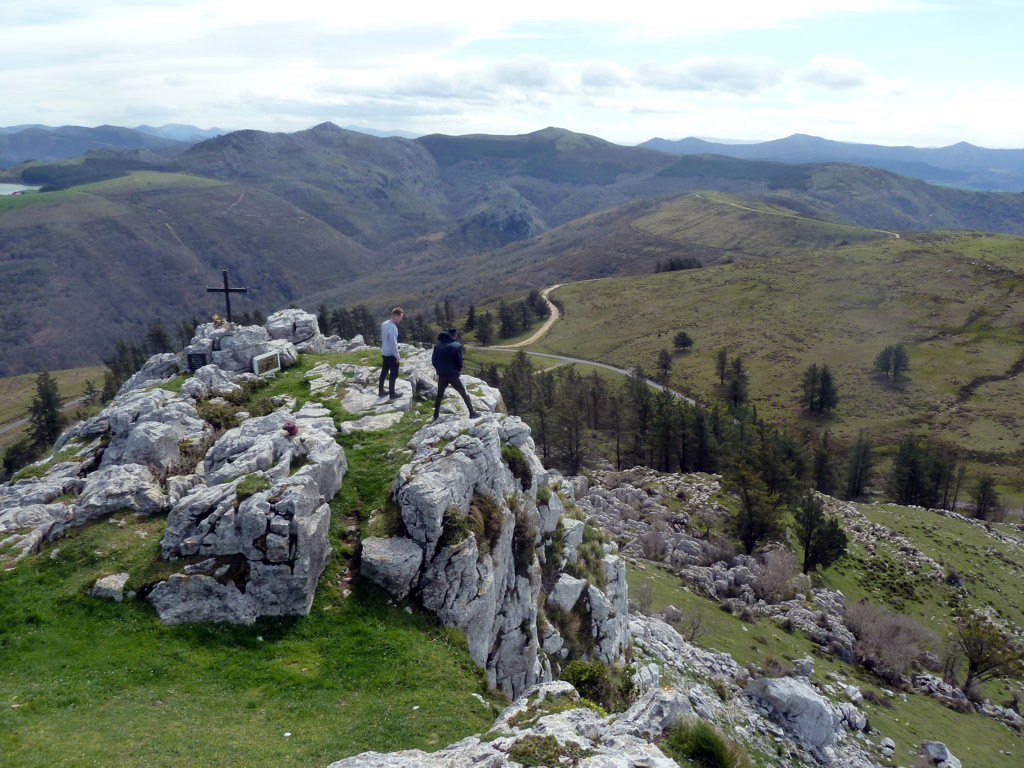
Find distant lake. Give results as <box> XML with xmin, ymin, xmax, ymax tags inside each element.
<box><xmin>0</xmin><ymin>183</ymin><xmax>39</xmax><ymax>195</ymax></box>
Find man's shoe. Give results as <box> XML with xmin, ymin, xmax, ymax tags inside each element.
<box><xmin>468</xmin><ymin>411</ymin><xmax>480</xmax><ymax>419</ymax></box>
<box><xmin>388</xmin><ymin>393</ymin><xmax>400</xmax><ymax>401</ymax></box>
<box><xmin>377</xmin><ymin>389</ymin><xmax>386</xmax><ymax>398</ymax></box>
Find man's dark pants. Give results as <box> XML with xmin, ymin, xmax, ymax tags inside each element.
<box><xmin>378</xmin><ymin>355</ymin><xmax>399</xmax><ymax>397</ymax></box>
<box><xmin>434</xmin><ymin>375</ymin><xmax>475</xmax><ymax>416</ymax></box>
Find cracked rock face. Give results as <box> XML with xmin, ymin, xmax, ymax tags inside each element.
<box><xmin>362</xmin><ymin>413</ymin><xmax>629</xmax><ymax>698</ymax></box>
<box><xmin>151</xmin><ymin>406</ymin><xmax>344</xmax><ymax>624</ymax></box>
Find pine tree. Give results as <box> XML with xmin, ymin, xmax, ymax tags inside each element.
<box><xmin>145</xmin><ymin>322</ymin><xmax>174</xmax><ymax>353</ymax></box>
<box><xmin>656</xmin><ymin>349</ymin><xmax>672</xmax><ymax>380</ymax></box>
<box><xmin>873</xmin><ymin>346</ymin><xmax>893</xmax><ymax>377</ymax></box>
<box><xmin>465</xmin><ymin>304</ymin><xmax>477</xmax><ymax>331</ymax></box>
<box><xmin>891</xmin><ymin>344</ymin><xmax>910</xmax><ymax>377</ymax></box>
<box><xmin>792</xmin><ymin>491</ymin><xmax>848</xmax><ymax>574</ymax></box>
<box><xmin>812</xmin><ymin>432</ymin><xmax>837</xmax><ymax>495</ymax></box>
<box><xmin>723</xmin><ymin>458</ymin><xmax>786</xmax><ymax>555</ymax></box>
<box><xmin>81</xmin><ymin>379</ymin><xmax>98</xmax><ymax>405</ymax></box>
<box><xmin>801</xmin><ymin>364</ymin><xmax>819</xmax><ymax>411</ymax></box>
<box><xmin>844</xmin><ymin>431</ymin><xmax>873</xmax><ymax>499</ymax></box>
<box><xmin>726</xmin><ymin>357</ymin><xmax>748</xmax><ymax>407</ymax></box>
<box><xmin>818</xmin><ymin>365</ymin><xmax>839</xmax><ymax>412</ymax></box>
<box><xmin>973</xmin><ymin>474</ymin><xmax>999</xmax><ymax>520</ymax></box>
<box><xmin>673</xmin><ymin>331</ymin><xmax>693</xmax><ymax>351</ymax></box>
<box><xmin>28</xmin><ymin>371</ymin><xmax>65</xmax><ymax>449</ymax></box>
<box><xmin>716</xmin><ymin>347</ymin><xmax>728</xmax><ymax>385</ymax></box>
<box><xmin>476</xmin><ymin>312</ymin><xmax>495</xmax><ymax>346</ymax></box>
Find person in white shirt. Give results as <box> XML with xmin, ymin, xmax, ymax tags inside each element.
<box><xmin>378</xmin><ymin>307</ymin><xmax>404</xmax><ymax>399</ymax></box>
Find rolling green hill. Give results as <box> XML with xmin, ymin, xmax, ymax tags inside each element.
<box><xmin>535</xmin><ymin>231</ymin><xmax>1024</xmax><ymax>490</ymax></box>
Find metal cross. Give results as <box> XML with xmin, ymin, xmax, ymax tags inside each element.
<box><xmin>206</xmin><ymin>269</ymin><xmax>248</xmax><ymax>323</ymax></box>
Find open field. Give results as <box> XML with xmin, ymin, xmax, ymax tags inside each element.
<box><xmin>536</xmin><ymin>231</ymin><xmax>1024</xmax><ymax>489</ymax></box>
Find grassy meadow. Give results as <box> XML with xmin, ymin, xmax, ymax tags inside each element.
<box><xmin>536</xmin><ymin>231</ymin><xmax>1024</xmax><ymax>491</ymax></box>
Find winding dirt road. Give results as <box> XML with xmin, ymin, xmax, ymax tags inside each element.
<box><xmin>473</xmin><ymin>284</ymin><xmax>695</xmax><ymax>404</ymax></box>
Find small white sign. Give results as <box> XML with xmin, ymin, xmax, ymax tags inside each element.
<box><xmin>252</xmin><ymin>351</ymin><xmax>281</xmax><ymax>376</ymax></box>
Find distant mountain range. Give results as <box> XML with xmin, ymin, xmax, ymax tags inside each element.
<box><xmin>3</xmin><ymin>123</ymin><xmax>1024</xmax><ymax>375</ymax></box>
<box><xmin>640</xmin><ymin>134</ymin><xmax>1024</xmax><ymax>192</ymax></box>
<box><xmin>0</xmin><ymin>124</ymin><xmax>225</xmax><ymax>168</ymax></box>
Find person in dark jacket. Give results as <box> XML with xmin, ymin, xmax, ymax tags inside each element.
<box><xmin>431</xmin><ymin>328</ymin><xmax>479</xmax><ymax>420</ymax></box>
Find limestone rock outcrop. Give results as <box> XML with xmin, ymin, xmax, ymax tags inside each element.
<box><xmin>326</xmin><ymin>681</ymin><xmax>685</xmax><ymax>768</ymax></box>
<box><xmin>361</xmin><ymin>412</ymin><xmax>630</xmax><ymax>698</ymax></box>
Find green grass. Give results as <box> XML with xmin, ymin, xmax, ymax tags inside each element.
<box><xmin>0</xmin><ymin>352</ymin><xmax>501</xmax><ymax>768</ymax></box>
<box><xmin>537</xmin><ymin>232</ymin><xmax>1024</xmax><ymax>490</ymax></box>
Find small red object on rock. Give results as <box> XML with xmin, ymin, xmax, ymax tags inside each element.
<box><xmin>282</xmin><ymin>420</ymin><xmax>298</xmax><ymax>436</ymax></box>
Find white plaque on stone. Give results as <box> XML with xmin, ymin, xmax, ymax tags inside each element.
<box><xmin>252</xmin><ymin>351</ymin><xmax>281</xmax><ymax>376</ymax></box>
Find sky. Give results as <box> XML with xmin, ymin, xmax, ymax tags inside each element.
<box><xmin>3</xmin><ymin>0</ymin><xmax>1023</xmax><ymax>147</ymax></box>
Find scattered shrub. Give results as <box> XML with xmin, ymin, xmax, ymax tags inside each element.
<box><xmin>502</xmin><ymin>442</ymin><xmax>532</xmax><ymax>490</ymax></box>
<box><xmin>561</xmin><ymin>660</ymin><xmax>635</xmax><ymax>713</ymax></box>
<box><xmin>439</xmin><ymin>507</ymin><xmax>473</xmax><ymax>548</ymax></box>
<box><xmin>197</xmin><ymin>399</ymin><xmax>241</xmax><ymax>430</ymax></box>
<box><xmin>635</xmin><ymin>581</ymin><xmax>655</xmax><ymax>615</ymax></box>
<box><xmin>639</xmin><ymin>522</ymin><xmax>668</xmax><ymax>560</ymax></box>
<box><xmin>512</xmin><ymin>501</ymin><xmax>539</xmax><ymax>574</ymax></box>
<box><xmin>751</xmin><ymin>549</ymin><xmax>797</xmax><ymax>602</ymax></box>
<box><xmin>661</xmin><ymin>717</ymin><xmax>753</xmax><ymax>768</ymax></box>
<box><xmin>860</xmin><ymin>688</ymin><xmax>894</xmax><ymax>709</ymax></box>
<box><xmin>844</xmin><ymin>599</ymin><xmax>937</xmax><ymax>683</ymax></box>
<box><xmin>469</xmin><ymin>493</ymin><xmax>504</xmax><ymax>556</ymax></box>
<box><xmin>537</xmin><ymin>486</ymin><xmax>551</xmax><ymax>505</ymax></box>
<box><xmin>701</xmin><ymin>535</ymin><xmax>737</xmax><ymax>566</ymax></box>
<box><xmin>507</xmin><ymin>734</ymin><xmax>562</xmax><ymax>766</ymax></box>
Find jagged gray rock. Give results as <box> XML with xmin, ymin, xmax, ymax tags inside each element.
<box><xmin>66</xmin><ymin>463</ymin><xmax>167</xmax><ymax>528</ymax></box>
<box><xmin>920</xmin><ymin>740</ymin><xmax>962</xmax><ymax>768</ymax></box>
<box><xmin>99</xmin><ymin>388</ymin><xmax>209</xmax><ymax>475</ymax></box>
<box><xmin>360</xmin><ymin>536</ymin><xmax>422</xmax><ymax>599</ymax></box>
<box><xmin>746</xmin><ymin>676</ymin><xmax>839</xmax><ymax>749</ymax></box>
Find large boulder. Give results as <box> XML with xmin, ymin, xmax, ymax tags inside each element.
<box><xmin>213</xmin><ymin>326</ymin><xmax>271</xmax><ymax>372</ymax></box>
<box><xmin>746</xmin><ymin>676</ymin><xmax>839</xmax><ymax>749</ymax></box>
<box><xmin>153</xmin><ymin>474</ymin><xmax>333</xmax><ymax>623</ymax></box>
<box><xmin>360</xmin><ymin>537</ymin><xmax>423</xmax><ymax>599</ymax></box>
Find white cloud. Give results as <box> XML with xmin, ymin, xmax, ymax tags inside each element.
<box><xmin>798</xmin><ymin>56</ymin><xmax>878</xmax><ymax>89</ymax></box>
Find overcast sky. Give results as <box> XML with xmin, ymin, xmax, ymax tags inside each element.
<box><xmin>4</xmin><ymin>0</ymin><xmax>1022</xmax><ymax>147</ymax></box>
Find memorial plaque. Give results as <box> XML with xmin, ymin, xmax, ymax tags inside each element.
<box><xmin>253</xmin><ymin>351</ymin><xmax>281</xmax><ymax>376</ymax></box>
<box><xmin>186</xmin><ymin>352</ymin><xmax>210</xmax><ymax>372</ymax></box>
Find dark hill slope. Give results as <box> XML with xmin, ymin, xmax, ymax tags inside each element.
<box><xmin>175</xmin><ymin>123</ymin><xmax>448</xmax><ymax>249</ymax></box>
<box><xmin>303</xmin><ymin>192</ymin><xmax>889</xmax><ymax>310</ymax></box>
<box><xmin>0</xmin><ymin>172</ymin><xmax>371</xmax><ymax>375</ymax></box>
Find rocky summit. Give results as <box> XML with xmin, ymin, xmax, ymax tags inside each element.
<box><xmin>0</xmin><ymin>308</ymin><xmax>980</xmax><ymax>768</ymax></box>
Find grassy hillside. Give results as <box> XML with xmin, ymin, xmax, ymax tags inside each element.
<box><xmin>0</xmin><ymin>171</ymin><xmax>372</xmax><ymax>375</ymax></box>
<box><xmin>0</xmin><ymin>358</ymin><xmax>500</xmax><ymax>768</ymax></box>
<box><xmin>537</xmin><ymin>231</ymin><xmax>1024</xmax><ymax>490</ymax></box>
<box><xmin>317</xmin><ymin>192</ymin><xmax>892</xmax><ymax>315</ymax></box>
